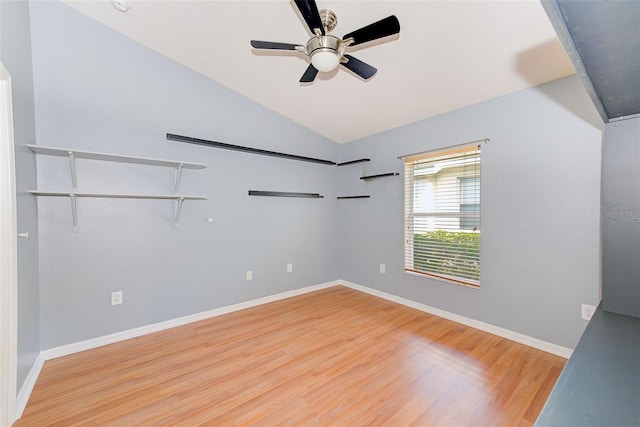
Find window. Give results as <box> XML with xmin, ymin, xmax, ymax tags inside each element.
<box><xmin>404</xmin><ymin>145</ymin><xmax>481</xmax><ymax>286</ymax></box>
<box><xmin>459</xmin><ymin>177</ymin><xmax>480</xmax><ymax>231</ymax></box>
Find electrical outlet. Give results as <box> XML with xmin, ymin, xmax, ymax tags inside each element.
<box><xmin>111</xmin><ymin>291</ymin><xmax>123</xmax><ymax>306</ymax></box>
<box><xmin>246</xmin><ymin>271</ymin><xmax>253</xmax><ymax>281</ymax></box>
<box><xmin>380</xmin><ymin>264</ymin><xmax>386</xmax><ymax>274</ymax></box>
<box><xmin>581</xmin><ymin>304</ymin><xmax>596</xmax><ymax>320</ymax></box>
<box><xmin>287</xmin><ymin>263</ymin><xmax>293</xmax><ymax>273</ymax></box>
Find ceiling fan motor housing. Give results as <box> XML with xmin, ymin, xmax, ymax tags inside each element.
<box><xmin>306</xmin><ymin>35</ymin><xmax>342</xmax><ymax>58</ymax></box>
<box><xmin>306</xmin><ymin>10</ymin><xmax>351</xmax><ymax>70</ymax></box>
<box><xmin>306</xmin><ymin>35</ymin><xmax>344</xmax><ymax>72</ymax></box>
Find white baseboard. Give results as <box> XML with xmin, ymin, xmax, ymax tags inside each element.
<box><xmin>18</xmin><ymin>278</ymin><xmax>569</xmax><ymax>421</ymax></box>
<box><xmin>41</xmin><ymin>280</ymin><xmax>340</xmax><ymax>361</ymax></box>
<box><xmin>338</xmin><ymin>280</ymin><xmax>573</xmax><ymax>358</ymax></box>
<box><xmin>39</xmin><ymin>278</ymin><xmax>571</xmax><ymax>361</ymax></box>
<box><xmin>14</xmin><ymin>353</ymin><xmax>44</xmax><ymax>420</ymax></box>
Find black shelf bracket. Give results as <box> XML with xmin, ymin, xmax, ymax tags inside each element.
<box><xmin>167</xmin><ymin>133</ymin><xmax>336</xmax><ymax>165</ymax></box>
<box><xmin>360</xmin><ymin>172</ymin><xmax>399</xmax><ymax>180</ymax></box>
<box><xmin>336</xmin><ymin>158</ymin><xmax>371</xmax><ymax>166</ymax></box>
<box><xmin>248</xmin><ymin>190</ymin><xmax>324</xmax><ymax>198</ymax></box>
<box><xmin>337</xmin><ymin>195</ymin><xmax>371</xmax><ymax>199</ymax></box>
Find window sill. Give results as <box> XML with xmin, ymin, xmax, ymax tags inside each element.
<box><xmin>404</xmin><ymin>269</ymin><xmax>480</xmax><ymax>289</ymax></box>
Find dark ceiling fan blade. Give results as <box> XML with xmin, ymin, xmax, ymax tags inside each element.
<box><xmin>293</xmin><ymin>0</ymin><xmax>325</xmax><ymax>35</ymax></box>
<box><xmin>341</xmin><ymin>55</ymin><xmax>377</xmax><ymax>80</ymax></box>
<box><xmin>250</xmin><ymin>40</ymin><xmax>302</xmax><ymax>51</ymax></box>
<box><xmin>342</xmin><ymin>15</ymin><xmax>400</xmax><ymax>46</ymax></box>
<box><xmin>300</xmin><ymin>64</ymin><xmax>319</xmax><ymax>83</ymax></box>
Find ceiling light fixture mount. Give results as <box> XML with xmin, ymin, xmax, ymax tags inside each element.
<box><xmin>111</xmin><ymin>0</ymin><xmax>129</xmax><ymax>13</ymax></box>
<box><xmin>319</xmin><ymin>9</ymin><xmax>338</xmax><ymax>33</ymax></box>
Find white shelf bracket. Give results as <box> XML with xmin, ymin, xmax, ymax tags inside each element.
<box><xmin>28</xmin><ymin>146</ymin><xmax>207</xmax><ymax>230</ymax></box>
<box><xmin>68</xmin><ymin>151</ymin><xmax>78</xmax><ymax>190</ymax></box>
<box><xmin>174</xmin><ymin>163</ymin><xmax>183</xmax><ymax>194</ymax></box>
<box><xmin>69</xmin><ymin>193</ymin><xmax>79</xmax><ymax>232</ymax></box>
<box><xmin>174</xmin><ymin>197</ymin><xmax>184</xmax><ymax>228</ymax></box>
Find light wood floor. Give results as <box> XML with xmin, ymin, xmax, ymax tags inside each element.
<box><xmin>16</xmin><ymin>286</ymin><xmax>565</xmax><ymax>426</ymax></box>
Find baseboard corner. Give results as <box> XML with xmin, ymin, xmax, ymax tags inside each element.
<box><xmin>338</xmin><ymin>279</ymin><xmax>573</xmax><ymax>359</ymax></box>
<box><xmin>14</xmin><ymin>353</ymin><xmax>45</xmax><ymax>420</ymax></box>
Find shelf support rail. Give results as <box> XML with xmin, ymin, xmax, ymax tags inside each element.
<box><xmin>68</xmin><ymin>151</ymin><xmax>78</xmax><ymax>190</ymax></box>
<box><xmin>174</xmin><ymin>164</ymin><xmax>183</xmax><ymax>194</ymax></box>
<box><xmin>69</xmin><ymin>193</ymin><xmax>79</xmax><ymax>232</ymax></box>
<box><xmin>174</xmin><ymin>197</ymin><xmax>184</xmax><ymax>228</ymax></box>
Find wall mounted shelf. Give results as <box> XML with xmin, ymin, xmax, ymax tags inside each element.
<box><xmin>29</xmin><ymin>191</ymin><xmax>206</xmax><ymax>230</ymax></box>
<box><xmin>360</xmin><ymin>172</ymin><xmax>399</xmax><ymax>180</ymax></box>
<box><xmin>28</xmin><ymin>144</ymin><xmax>207</xmax><ymax>230</ymax></box>
<box><xmin>337</xmin><ymin>195</ymin><xmax>371</xmax><ymax>199</ymax></box>
<box><xmin>336</xmin><ymin>158</ymin><xmax>371</xmax><ymax>166</ymax></box>
<box><xmin>248</xmin><ymin>190</ymin><xmax>324</xmax><ymax>198</ymax></box>
<box><xmin>27</xmin><ymin>144</ymin><xmax>206</xmax><ymax>193</ymax></box>
<box><xmin>28</xmin><ymin>191</ymin><xmax>206</xmax><ymax>200</ymax></box>
<box><xmin>167</xmin><ymin>133</ymin><xmax>336</xmax><ymax>166</ymax></box>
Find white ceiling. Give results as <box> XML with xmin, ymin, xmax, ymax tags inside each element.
<box><xmin>62</xmin><ymin>0</ymin><xmax>576</xmax><ymax>144</ymax></box>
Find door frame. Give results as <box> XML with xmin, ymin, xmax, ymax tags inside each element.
<box><xmin>0</xmin><ymin>62</ymin><xmax>18</xmax><ymax>426</ymax></box>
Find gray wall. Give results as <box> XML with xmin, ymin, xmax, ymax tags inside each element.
<box><xmin>338</xmin><ymin>75</ymin><xmax>603</xmax><ymax>349</ymax></box>
<box><xmin>602</xmin><ymin>117</ymin><xmax>640</xmax><ymax>318</ymax></box>
<box><xmin>0</xmin><ymin>0</ymin><xmax>41</xmax><ymax>391</ymax></box>
<box><xmin>25</xmin><ymin>0</ymin><xmax>604</xmax><ymax>353</ymax></box>
<box><xmin>29</xmin><ymin>0</ymin><xmax>339</xmax><ymax>349</ymax></box>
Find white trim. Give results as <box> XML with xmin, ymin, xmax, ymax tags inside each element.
<box><xmin>14</xmin><ymin>354</ymin><xmax>44</xmax><ymax>420</ymax></box>
<box><xmin>404</xmin><ymin>269</ymin><xmax>480</xmax><ymax>289</ymax></box>
<box><xmin>0</xmin><ymin>63</ymin><xmax>18</xmax><ymax>427</ymax></box>
<box><xmin>17</xmin><ymin>279</ymin><xmax>570</xmax><ymax>417</ymax></box>
<box><xmin>40</xmin><ymin>279</ymin><xmax>572</xmax><ymax>361</ymax></box>
<box><xmin>41</xmin><ymin>280</ymin><xmax>340</xmax><ymax>360</ymax></box>
<box><xmin>339</xmin><ymin>281</ymin><xmax>573</xmax><ymax>359</ymax></box>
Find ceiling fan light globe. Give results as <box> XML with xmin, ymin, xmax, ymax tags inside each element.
<box><xmin>311</xmin><ymin>50</ymin><xmax>340</xmax><ymax>72</ymax></box>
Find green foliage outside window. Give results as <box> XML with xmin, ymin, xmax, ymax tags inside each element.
<box><xmin>413</xmin><ymin>230</ymin><xmax>480</xmax><ymax>281</ymax></box>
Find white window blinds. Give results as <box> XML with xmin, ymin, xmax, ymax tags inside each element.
<box><xmin>404</xmin><ymin>145</ymin><xmax>481</xmax><ymax>286</ymax></box>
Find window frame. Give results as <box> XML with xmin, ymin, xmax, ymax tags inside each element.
<box><xmin>403</xmin><ymin>144</ymin><xmax>481</xmax><ymax>287</ymax></box>
<box><xmin>459</xmin><ymin>176</ymin><xmax>480</xmax><ymax>231</ymax></box>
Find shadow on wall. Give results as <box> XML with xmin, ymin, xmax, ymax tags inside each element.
<box><xmin>513</xmin><ymin>39</ymin><xmax>604</xmax><ymax>131</ymax></box>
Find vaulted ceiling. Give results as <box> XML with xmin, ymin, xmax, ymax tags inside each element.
<box><xmin>543</xmin><ymin>0</ymin><xmax>640</xmax><ymax>123</ymax></box>
<box><xmin>62</xmin><ymin>0</ymin><xmax>576</xmax><ymax>143</ymax></box>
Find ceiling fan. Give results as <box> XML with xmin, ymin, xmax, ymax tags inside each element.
<box><xmin>250</xmin><ymin>0</ymin><xmax>400</xmax><ymax>83</ymax></box>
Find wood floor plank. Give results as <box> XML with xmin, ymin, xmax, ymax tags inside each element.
<box><xmin>15</xmin><ymin>286</ymin><xmax>566</xmax><ymax>426</ymax></box>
